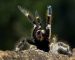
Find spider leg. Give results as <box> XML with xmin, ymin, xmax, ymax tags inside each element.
<box><xmin>18</xmin><ymin>5</ymin><xmax>41</xmax><ymax>30</ymax></box>
<box><xmin>18</xmin><ymin>5</ymin><xmax>42</xmax><ymax>41</ymax></box>
<box><xmin>46</xmin><ymin>5</ymin><xmax>52</xmax><ymax>41</ymax></box>
<box><xmin>14</xmin><ymin>37</ymin><xmax>30</xmax><ymax>51</ymax></box>
<box><xmin>14</xmin><ymin>37</ymin><xmax>35</xmax><ymax>51</ymax></box>
<box><xmin>58</xmin><ymin>42</ymin><xmax>72</xmax><ymax>56</ymax></box>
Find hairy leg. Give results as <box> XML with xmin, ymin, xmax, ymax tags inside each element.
<box><xmin>46</xmin><ymin>5</ymin><xmax>52</xmax><ymax>42</ymax></box>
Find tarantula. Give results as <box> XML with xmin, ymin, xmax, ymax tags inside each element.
<box><xmin>14</xmin><ymin>5</ymin><xmax>52</xmax><ymax>52</ymax></box>
<box><xmin>14</xmin><ymin>5</ymin><xmax>72</xmax><ymax>56</ymax></box>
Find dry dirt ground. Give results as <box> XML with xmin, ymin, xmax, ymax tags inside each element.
<box><xmin>0</xmin><ymin>48</ymin><xmax>75</xmax><ymax>60</ymax></box>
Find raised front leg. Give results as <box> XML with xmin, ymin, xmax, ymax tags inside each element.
<box><xmin>18</xmin><ymin>5</ymin><xmax>41</xmax><ymax>39</ymax></box>
<box><xmin>46</xmin><ymin>5</ymin><xmax>52</xmax><ymax>41</ymax></box>
<box><xmin>18</xmin><ymin>5</ymin><xmax>41</xmax><ymax>30</ymax></box>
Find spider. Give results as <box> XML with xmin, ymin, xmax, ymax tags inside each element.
<box><xmin>14</xmin><ymin>5</ymin><xmax>52</xmax><ymax>52</ymax></box>
<box><xmin>14</xmin><ymin>5</ymin><xmax>72</xmax><ymax>56</ymax></box>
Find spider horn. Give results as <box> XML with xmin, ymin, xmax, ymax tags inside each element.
<box><xmin>18</xmin><ymin>5</ymin><xmax>35</xmax><ymax>24</ymax></box>
<box><xmin>46</xmin><ymin>5</ymin><xmax>52</xmax><ymax>24</ymax></box>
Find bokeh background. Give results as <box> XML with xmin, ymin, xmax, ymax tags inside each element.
<box><xmin>0</xmin><ymin>0</ymin><xmax>75</xmax><ymax>50</ymax></box>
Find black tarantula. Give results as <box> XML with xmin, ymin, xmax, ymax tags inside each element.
<box><xmin>15</xmin><ymin>5</ymin><xmax>52</xmax><ymax>52</ymax></box>
<box><xmin>14</xmin><ymin>5</ymin><xmax>72</xmax><ymax>56</ymax></box>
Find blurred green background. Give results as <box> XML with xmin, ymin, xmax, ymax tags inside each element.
<box><xmin>0</xmin><ymin>0</ymin><xmax>75</xmax><ymax>50</ymax></box>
